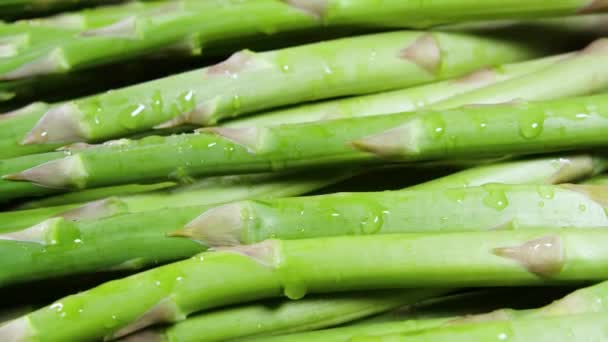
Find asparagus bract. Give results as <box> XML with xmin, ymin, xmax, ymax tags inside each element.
<box><xmin>4</xmin><ymin>229</ymin><xmax>608</xmax><ymax>340</ymax></box>
<box><xmin>176</xmin><ymin>184</ymin><xmax>608</xmax><ymax>246</ymax></box>
<box><xmin>19</xmin><ymin>30</ymin><xmax>547</xmax><ymax>145</ymax></box>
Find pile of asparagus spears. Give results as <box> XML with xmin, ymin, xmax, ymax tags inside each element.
<box><xmin>2</xmin><ymin>0</ymin><xmax>608</xmax><ymax>341</ymax></box>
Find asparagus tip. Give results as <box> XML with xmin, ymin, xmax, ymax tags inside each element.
<box><xmin>80</xmin><ymin>16</ymin><xmax>137</xmax><ymax>39</ymax></box>
<box><xmin>351</xmin><ymin>123</ymin><xmax>420</xmax><ymax>158</ymax></box>
<box><xmin>546</xmin><ymin>155</ymin><xmax>595</xmax><ymax>184</ymax></box>
<box><xmin>399</xmin><ymin>33</ymin><xmax>441</xmax><ymax>74</ymax></box>
<box><xmin>171</xmin><ymin>203</ymin><xmax>246</xmax><ymax>246</ymax></box>
<box><xmin>0</xmin><ymin>317</ymin><xmax>32</xmax><ymax>341</ymax></box>
<box><xmin>202</xmin><ymin>127</ymin><xmax>259</xmax><ymax>152</ymax></box>
<box><xmin>21</xmin><ymin>103</ymin><xmax>86</xmax><ymax>145</ymax></box>
<box><xmin>284</xmin><ymin>0</ymin><xmax>328</xmax><ymax>18</ymax></box>
<box><xmin>493</xmin><ymin>235</ymin><xmax>564</xmax><ymax>277</ymax></box>
<box><xmin>454</xmin><ymin>68</ymin><xmax>496</xmax><ymax>86</ymax></box>
<box><xmin>0</xmin><ymin>48</ymin><xmax>68</xmax><ymax>81</ymax></box>
<box><xmin>56</xmin><ymin>198</ymin><xmax>127</xmax><ymax>221</ymax></box>
<box><xmin>3</xmin><ymin>156</ymin><xmax>85</xmax><ymax>189</ymax></box>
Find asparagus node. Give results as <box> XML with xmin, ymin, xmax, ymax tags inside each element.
<box><xmin>6</xmin><ymin>229</ymin><xmax>608</xmax><ymax>340</ymax></box>
<box><xmin>18</xmin><ymin>30</ymin><xmax>547</xmax><ymax>145</ymax></box>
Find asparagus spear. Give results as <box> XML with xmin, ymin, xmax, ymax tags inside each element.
<box><xmin>225</xmin><ymin>53</ymin><xmax>567</xmax><ymax>127</ymax></box>
<box><xmin>0</xmin><ymin>0</ymin><xmax>118</xmax><ymax>20</ymax></box>
<box><xmin>0</xmin><ymin>170</ymin><xmax>353</xmax><ymax>231</ymax></box>
<box><xmin>227</xmin><ymin>37</ymin><xmax>608</xmax><ymax>127</ymax></box>
<box><xmin>120</xmin><ymin>290</ymin><xmax>447</xmax><ymax>342</ymax></box>
<box><xmin>8</xmin><ymin>94</ymin><xmax>608</xmax><ymax>193</ymax></box>
<box><xmin>5</xmin><ymin>228</ymin><xmax>608</xmax><ymax>341</ymax></box>
<box><xmin>16</xmin><ymin>30</ymin><xmax>547</xmax><ymax>146</ymax></box>
<box><xmin>174</xmin><ymin>184</ymin><xmax>608</xmax><ymax>246</ymax></box>
<box><xmin>352</xmin><ymin>313</ymin><xmax>608</xmax><ymax>341</ymax></box>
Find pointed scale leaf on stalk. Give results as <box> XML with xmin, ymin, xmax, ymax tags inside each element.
<box><xmin>5</xmin><ymin>229</ymin><xmax>608</xmax><ymax>340</ymax></box>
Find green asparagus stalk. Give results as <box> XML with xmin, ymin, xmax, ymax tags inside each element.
<box><xmin>352</xmin><ymin>313</ymin><xmax>608</xmax><ymax>341</ymax></box>
<box><xmin>173</xmin><ymin>184</ymin><xmax>608</xmax><ymax>246</ymax></box>
<box><xmin>16</xmin><ymin>30</ymin><xmax>547</xmax><ymax>146</ymax></box>
<box><xmin>225</xmin><ymin>53</ymin><xmax>567</xmax><ymax>127</ymax></box>
<box><xmin>5</xmin><ymin>228</ymin><xmax>608</xmax><ymax>341</ymax></box>
<box><xmin>0</xmin><ymin>170</ymin><xmax>353</xmax><ymax>231</ymax></box>
<box><xmin>8</xmin><ymin>94</ymin><xmax>608</xmax><ymax>194</ymax></box>
<box><xmin>120</xmin><ymin>290</ymin><xmax>447</xmax><ymax>342</ymax></box>
<box><xmin>227</xmin><ymin>37</ymin><xmax>608</xmax><ymax>127</ymax></box>
<box><xmin>409</xmin><ymin>154</ymin><xmax>607</xmax><ymax>189</ymax></box>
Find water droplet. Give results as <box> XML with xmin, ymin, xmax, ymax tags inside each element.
<box><xmin>536</xmin><ymin>186</ymin><xmax>555</xmax><ymax>200</ymax></box>
<box><xmin>518</xmin><ymin>111</ymin><xmax>545</xmax><ymax>139</ymax></box>
<box><xmin>130</xmin><ymin>104</ymin><xmax>145</xmax><ymax>117</ymax></box>
<box><xmin>284</xmin><ymin>283</ymin><xmax>307</xmax><ymax>300</ymax></box>
<box><xmin>155</xmin><ymin>280</ymin><xmax>161</xmax><ymax>286</ymax></box>
<box><xmin>232</xmin><ymin>94</ymin><xmax>241</xmax><ymax>111</ymax></box>
<box><xmin>281</xmin><ymin>64</ymin><xmax>290</xmax><ymax>72</ymax></box>
<box><xmin>575</xmin><ymin>113</ymin><xmax>589</xmax><ymax>120</ymax></box>
<box><xmin>498</xmin><ymin>332</ymin><xmax>509</xmax><ymax>340</ymax></box>
<box><xmin>538</xmin><ymin>201</ymin><xmax>545</xmax><ymax>208</ymax></box>
<box><xmin>482</xmin><ymin>186</ymin><xmax>509</xmax><ymax>211</ymax></box>
<box><xmin>176</xmin><ymin>276</ymin><xmax>183</xmax><ymax>282</ymax></box>
<box><xmin>425</xmin><ymin>113</ymin><xmax>446</xmax><ymax>140</ymax></box>
<box><xmin>579</xmin><ymin>204</ymin><xmax>587</xmax><ymax>212</ymax></box>
<box><xmin>208</xmin><ymin>142</ymin><xmax>217</xmax><ymax>148</ymax></box>
<box><xmin>50</xmin><ymin>303</ymin><xmax>63</xmax><ymax>312</ymax></box>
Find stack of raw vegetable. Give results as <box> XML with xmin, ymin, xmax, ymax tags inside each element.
<box><xmin>3</xmin><ymin>0</ymin><xmax>608</xmax><ymax>341</ymax></box>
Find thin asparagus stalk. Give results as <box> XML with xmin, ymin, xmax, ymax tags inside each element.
<box><xmin>264</xmin><ymin>280</ymin><xmax>608</xmax><ymax>341</ymax></box>
<box><xmin>7</xmin><ymin>94</ymin><xmax>608</xmax><ymax>194</ymax></box>
<box><xmin>4</xmin><ymin>229</ymin><xmax>608</xmax><ymax>341</ymax></box>
<box><xmin>0</xmin><ymin>170</ymin><xmax>354</xmax><ymax>231</ymax></box>
<box><xmin>16</xmin><ymin>30</ymin><xmax>547</xmax><ymax>146</ymax></box>
<box><xmin>225</xmin><ymin>53</ymin><xmax>568</xmax><ymax>127</ymax></box>
<box><xmin>128</xmin><ymin>286</ymin><xmax>570</xmax><ymax>342</ymax></box>
<box><xmin>352</xmin><ymin>313</ymin><xmax>608</xmax><ymax>341</ymax></box>
<box><xmin>119</xmin><ymin>290</ymin><xmax>447</xmax><ymax>342</ymax></box>
<box><xmin>174</xmin><ymin>184</ymin><xmax>608</xmax><ymax>246</ymax></box>
<box><xmin>408</xmin><ymin>154</ymin><xmax>607</xmax><ymax>189</ymax></box>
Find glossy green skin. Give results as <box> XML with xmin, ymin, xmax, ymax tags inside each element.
<box><xmin>216</xmin><ymin>184</ymin><xmax>608</xmax><ymax>244</ymax></box>
<box><xmin>34</xmin><ymin>30</ymin><xmax>543</xmax><ymax>142</ymax></box>
<box><xmin>10</xmin><ymin>229</ymin><xmax>608</xmax><ymax>341</ymax></box>
<box><xmin>226</xmin><ymin>54</ymin><xmax>565</xmax><ymax>127</ymax></box>
<box><xmin>0</xmin><ymin>150</ymin><xmax>66</xmax><ymax>202</ymax></box>
<box><xmin>356</xmin><ymin>313</ymin><xmax>608</xmax><ymax>342</ymax></box>
<box><xmin>583</xmin><ymin>175</ymin><xmax>608</xmax><ymax>185</ymax></box>
<box><xmin>0</xmin><ymin>170</ymin><xmax>352</xmax><ymax>232</ymax></box>
<box><xmin>0</xmin><ymin>0</ymin><xmax>113</xmax><ymax>20</ymax></box>
<box><xmin>132</xmin><ymin>291</ymin><xmax>446</xmax><ymax>342</ymax></box>
<box><xmin>355</xmin><ymin>94</ymin><xmax>608</xmax><ymax>161</ymax></box>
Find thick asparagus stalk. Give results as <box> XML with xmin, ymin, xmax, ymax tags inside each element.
<box><xmin>17</xmin><ymin>30</ymin><xmax>547</xmax><ymax>146</ymax></box>
<box><xmin>0</xmin><ymin>0</ymin><xmax>118</xmax><ymax>20</ymax></box>
<box><xmin>225</xmin><ymin>53</ymin><xmax>567</xmax><ymax>127</ymax></box>
<box><xmin>120</xmin><ymin>290</ymin><xmax>446</xmax><ymax>342</ymax></box>
<box><xmin>227</xmin><ymin>37</ymin><xmax>608</xmax><ymax>127</ymax></box>
<box><xmin>175</xmin><ymin>184</ymin><xmax>608</xmax><ymax>246</ymax></box>
<box><xmin>582</xmin><ymin>174</ymin><xmax>608</xmax><ymax>185</ymax></box>
<box><xmin>8</xmin><ymin>94</ymin><xmax>608</xmax><ymax>193</ymax></box>
<box><xmin>4</xmin><ymin>229</ymin><xmax>608</xmax><ymax>341</ymax></box>
<box><xmin>0</xmin><ymin>170</ymin><xmax>353</xmax><ymax>231</ymax></box>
